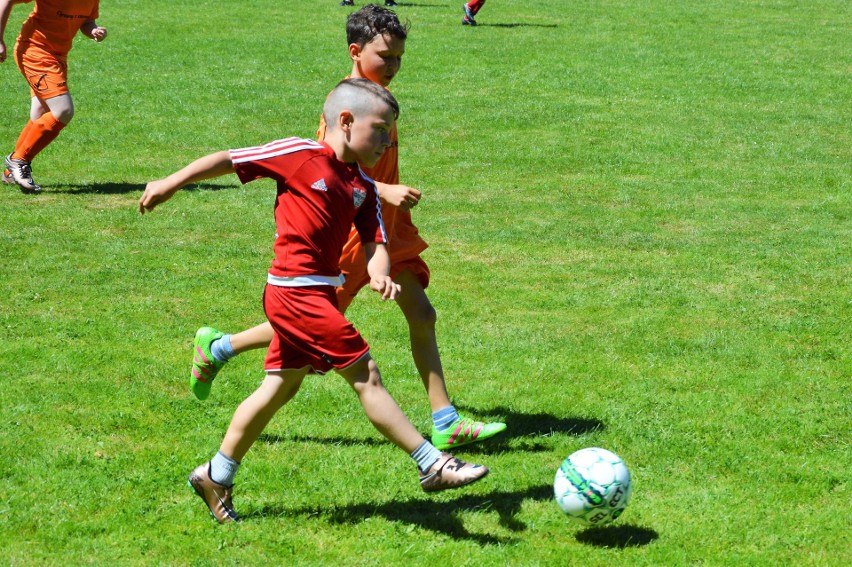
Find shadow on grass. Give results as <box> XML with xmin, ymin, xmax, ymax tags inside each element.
<box><xmin>576</xmin><ymin>524</ymin><xmax>659</xmax><ymax>548</ymax></box>
<box><xmin>47</xmin><ymin>182</ymin><xmax>146</xmax><ymax>194</ymax></box>
<box><xmin>475</xmin><ymin>23</ymin><xmax>559</xmax><ymax>28</ymax></box>
<box><xmin>258</xmin><ymin>408</ymin><xmax>603</xmax><ymax>453</ymax></box>
<box><xmin>389</xmin><ymin>2</ymin><xmax>446</xmax><ymax>6</ymax></box>
<box><xmin>467</xmin><ymin>405</ymin><xmax>604</xmax><ymax>436</ymax></box>
<box><xmin>245</xmin><ymin>484</ymin><xmax>554</xmax><ymax>545</ymax></box>
<box><xmin>257</xmin><ymin>433</ymin><xmax>386</xmax><ymax>447</ymax></box>
<box><xmin>451</xmin><ymin>405</ymin><xmax>605</xmax><ymax>454</ymax></box>
<box><xmin>50</xmin><ymin>181</ymin><xmax>232</xmax><ymax>194</ymax></box>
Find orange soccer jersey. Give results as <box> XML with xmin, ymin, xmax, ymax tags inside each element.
<box><xmin>16</xmin><ymin>0</ymin><xmax>99</xmax><ymax>57</ymax></box>
<box><xmin>317</xmin><ymin>112</ymin><xmax>429</xmax><ymax>309</ymax></box>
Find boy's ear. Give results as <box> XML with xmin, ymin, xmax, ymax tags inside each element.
<box><xmin>348</xmin><ymin>43</ymin><xmax>361</xmax><ymax>61</ymax></box>
<box><xmin>338</xmin><ymin>110</ymin><xmax>355</xmax><ymax>132</ymax></box>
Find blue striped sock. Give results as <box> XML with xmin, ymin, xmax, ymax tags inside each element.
<box><xmin>210</xmin><ymin>334</ymin><xmax>236</xmax><ymax>362</ymax></box>
<box><xmin>432</xmin><ymin>405</ymin><xmax>460</xmax><ymax>432</ymax></box>
<box><xmin>411</xmin><ymin>440</ymin><xmax>442</xmax><ymax>473</ymax></box>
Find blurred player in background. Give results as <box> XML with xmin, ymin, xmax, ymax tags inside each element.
<box><xmin>462</xmin><ymin>0</ymin><xmax>487</xmax><ymax>26</ymax></box>
<box><xmin>0</xmin><ymin>0</ymin><xmax>107</xmax><ymax>192</ymax></box>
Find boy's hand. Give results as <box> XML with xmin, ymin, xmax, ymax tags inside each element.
<box><xmin>91</xmin><ymin>27</ymin><xmax>107</xmax><ymax>42</ymax></box>
<box><xmin>379</xmin><ymin>183</ymin><xmax>421</xmax><ymax>211</ymax></box>
<box><xmin>139</xmin><ymin>180</ymin><xmax>177</xmax><ymax>214</ymax></box>
<box><xmin>370</xmin><ymin>276</ymin><xmax>401</xmax><ymax>301</ymax></box>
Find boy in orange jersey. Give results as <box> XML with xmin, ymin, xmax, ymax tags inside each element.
<box><xmin>191</xmin><ymin>5</ymin><xmax>506</xmax><ymax>451</ymax></box>
<box><xmin>0</xmin><ymin>0</ymin><xmax>107</xmax><ymax>192</ymax></box>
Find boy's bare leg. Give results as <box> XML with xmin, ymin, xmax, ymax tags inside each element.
<box><xmin>394</xmin><ymin>269</ymin><xmax>507</xmax><ymax>449</ymax></box>
<box><xmin>189</xmin><ymin>369</ymin><xmax>306</xmax><ymax>523</ymax></box>
<box><xmin>393</xmin><ymin>270</ymin><xmax>452</xmax><ymax>412</ymax></box>
<box><xmin>229</xmin><ymin>321</ymin><xmax>275</xmax><ymax>354</ymax></box>
<box><xmin>191</xmin><ymin>357</ymin><xmax>488</xmax><ymax>519</ymax></box>
<box><xmin>336</xmin><ymin>353</ymin><xmax>489</xmax><ymax>492</ymax></box>
<box><xmin>336</xmin><ymin>355</ymin><xmax>424</xmax><ymax>453</ymax></box>
<box><xmin>220</xmin><ymin>369</ymin><xmax>306</xmax><ymax>461</ymax></box>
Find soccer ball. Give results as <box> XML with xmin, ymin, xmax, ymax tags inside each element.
<box><xmin>553</xmin><ymin>447</ymin><xmax>631</xmax><ymax>525</ymax></box>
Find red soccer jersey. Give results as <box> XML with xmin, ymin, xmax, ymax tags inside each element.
<box><xmin>17</xmin><ymin>0</ymin><xmax>99</xmax><ymax>57</ymax></box>
<box><xmin>317</xmin><ymin>113</ymin><xmax>427</xmax><ymax>268</ymax></box>
<box><xmin>230</xmin><ymin>138</ymin><xmax>387</xmax><ymax>280</ymax></box>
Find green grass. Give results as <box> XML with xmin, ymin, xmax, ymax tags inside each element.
<box><xmin>1</xmin><ymin>0</ymin><xmax>849</xmax><ymax>565</ymax></box>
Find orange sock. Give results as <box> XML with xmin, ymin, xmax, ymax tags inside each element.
<box><xmin>12</xmin><ymin>113</ymin><xmax>67</xmax><ymax>162</ymax></box>
<box><xmin>11</xmin><ymin>120</ymin><xmax>35</xmax><ymax>159</ymax></box>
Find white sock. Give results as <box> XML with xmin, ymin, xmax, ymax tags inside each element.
<box><xmin>209</xmin><ymin>451</ymin><xmax>239</xmax><ymax>486</ymax></box>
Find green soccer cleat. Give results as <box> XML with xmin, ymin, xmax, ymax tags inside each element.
<box><xmin>431</xmin><ymin>415</ymin><xmax>507</xmax><ymax>450</ymax></box>
<box><xmin>191</xmin><ymin>327</ymin><xmax>226</xmax><ymax>400</ymax></box>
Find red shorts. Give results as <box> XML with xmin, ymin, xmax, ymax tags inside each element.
<box><xmin>15</xmin><ymin>43</ymin><xmax>69</xmax><ymax>99</ymax></box>
<box><xmin>336</xmin><ymin>255</ymin><xmax>431</xmax><ymax>312</ymax></box>
<box><xmin>263</xmin><ymin>284</ymin><xmax>370</xmax><ymax>374</ymax></box>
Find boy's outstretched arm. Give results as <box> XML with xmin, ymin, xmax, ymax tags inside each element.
<box><xmin>139</xmin><ymin>150</ymin><xmax>234</xmax><ymax>214</ymax></box>
<box><xmin>363</xmin><ymin>242</ymin><xmax>400</xmax><ymax>301</ymax></box>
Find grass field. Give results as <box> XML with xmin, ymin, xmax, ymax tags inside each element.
<box><xmin>1</xmin><ymin>0</ymin><xmax>849</xmax><ymax>565</ymax></box>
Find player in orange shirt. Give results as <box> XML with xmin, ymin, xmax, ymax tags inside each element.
<box><xmin>191</xmin><ymin>5</ymin><xmax>506</xmax><ymax>451</ymax></box>
<box><xmin>0</xmin><ymin>0</ymin><xmax>107</xmax><ymax>192</ymax></box>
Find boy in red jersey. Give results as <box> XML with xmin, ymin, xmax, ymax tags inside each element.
<box><xmin>191</xmin><ymin>4</ymin><xmax>506</xmax><ymax>452</ymax></box>
<box><xmin>0</xmin><ymin>0</ymin><xmax>107</xmax><ymax>192</ymax></box>
<box><xmin>139</xmin><ymin>79</ymin><xmax>489</xmax><ymax>524</ymax></box>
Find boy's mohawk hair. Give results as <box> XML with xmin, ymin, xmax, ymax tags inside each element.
<box><xmin>347</xmin><ymin>4</ymin><xmax>409</xmax><ymax>47</ymax></box>
<box><xmin>323</xmin><ymin>78</ymin><xmax>400</xmax><ymax>124</ymax></box>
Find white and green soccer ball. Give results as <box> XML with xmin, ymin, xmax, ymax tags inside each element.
<box><xmin>553</xmin><ymin>447</ymin><xmax>632</xmax><ymax>525</ymax></box>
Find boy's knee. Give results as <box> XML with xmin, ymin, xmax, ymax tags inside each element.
<box><xmin>44</xmin><ymin>95</ymin><xmax>75</xmax><ymax>124</ymax></box>
<box><xmin>363</xmin><ymin>359</ymin><xmax>385</xmax><ymax>388</ymax></box>
<box><xmin>263</xmin><ymin>370</ymin><xmax>305</xmax><ymax>404</ymax></box>
<box><xmin>53</xmin><ymin>106</ymin><xmax>74</xmax><ymax>124</ymax></box>
<box><xmin>340</xmin><ymin>356</ymin><xmax>385</xmax><ymax>390</ymax></box>
<box><xmin>407</xmin><ymin>301</ymin><xmax>437</xmax><ymax>329</ymax></box>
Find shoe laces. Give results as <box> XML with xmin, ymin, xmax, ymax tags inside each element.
<box><xmin>20</xmin><ymin>163</ymin><xmax>34</xmax><ymax>180</ymax></box>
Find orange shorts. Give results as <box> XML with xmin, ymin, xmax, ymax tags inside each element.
<box><xmin>336</xmin><ymin>255</ymin><xmax>431</xmax><ymax>312</ymax></box>
<box><xmin>15</xmin><ymin>43</ymin><xmax>69</xmax><ymax>99</ymax></box>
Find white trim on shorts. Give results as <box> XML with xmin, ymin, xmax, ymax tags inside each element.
<box><xmin>267</xmin><ymin>273</ymin><xmax>345</xmax><ymax>287</ymax></box>
<box><xmin>265</xmin><ymin>350</ymin><xmax>371</xmax><ymax>375</ymax></box>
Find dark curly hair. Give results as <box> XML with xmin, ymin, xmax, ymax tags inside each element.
<box><xmin>346</xmin><ymin>4</ymin><xmax>409</xmax><ymax>47</ymax></box>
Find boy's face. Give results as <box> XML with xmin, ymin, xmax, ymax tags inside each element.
<box><xmin>350</xmin><ymin>33</ymin><xmax>405</xmax><ymax>87</ymax></box>
<box><xmin>343</xmin><ymin>103</ymin><xmax>396</xmax><ymax>168</ymax></box>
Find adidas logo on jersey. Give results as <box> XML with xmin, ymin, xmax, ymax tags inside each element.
<box><xmin>311</xmin><ymin>178</ymin><xmax>329</xmax><ymax>192</ymax></box>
